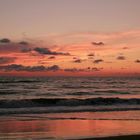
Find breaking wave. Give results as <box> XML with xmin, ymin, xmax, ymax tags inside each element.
<box><xmin>0</xmin><ymin>97</ymin><xmax>140</xmax><ymax>108</ymax></box>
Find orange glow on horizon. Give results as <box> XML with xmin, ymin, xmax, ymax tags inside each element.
<box><xmin>0</xmin><ymin>30</ymin><xmax>140</xmax><ymax>76</ymax></box>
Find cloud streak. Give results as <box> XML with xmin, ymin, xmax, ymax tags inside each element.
<box><xmin>135</xmin><ymin>59</ymin><xmax>140</xmax><ymax>63</ymax></box>
<box><xmin>91</xmin><ymin>42</ymin><xmax>105</xmax><ymax>46</ymax></box>
<box><xmin>19</xmin><ymin>41</ymin><xmax>29</xmax><ymax>45</ymax></box>
<box><xmin>0</xmin><ymin>38</ymin><xmax>11</xmax><ymax>43</ymax></box>
<box><xmin>0</xmin><ymin>57</ymin><xmax>16</xmax><ymax>64</ymax></box>
<box><xmin>34</xmin><ymin>47</ymin><xmax>70</xmax><ymax>56</ymax></box>
<box><xmin>93</xmin><ymin>59</ymin><xmax>104</xmax><ymax>64</ymax></box>
<box><xmin>0</xmin><ymin>64</ymin><xmax>60</xmax><ymax>72</ymax></box>
<box><xmin>117</xmin><ymin>56</ymin><xmax>126</xmax><ymax>60</ymax></box>
<box><xmin>73</xmin><ymin>59</ymin><xmax>82</xmax><ymax>63</ymax></box>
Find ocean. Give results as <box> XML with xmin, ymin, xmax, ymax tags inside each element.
<box><xmin>0</xmin><ymin>77</ymin><xmax>140</xmax><ymax>114</ymax></box>
<box><xmin>0</xmin><ymin>77</ymin><xmax>140</xmax><ymax>139</ymax></box>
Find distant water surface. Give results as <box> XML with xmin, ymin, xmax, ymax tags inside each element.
<box><xmin>0</xmin><ymin>77</ymin><xmax>140</xmax><ymax>99</ymax></box>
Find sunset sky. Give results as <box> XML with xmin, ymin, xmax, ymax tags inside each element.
<box><xmin>0</xmin><ymin>0</ymin><xmax>140</xmax><ymax>76</ymax></box>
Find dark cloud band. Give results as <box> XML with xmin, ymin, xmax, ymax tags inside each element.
<box><xmin>0</xmin><ymin>64</ymin><xmax>60</xmax><ymax>72</ymax></box>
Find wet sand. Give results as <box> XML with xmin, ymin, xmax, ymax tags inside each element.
<box><xmin>0</xmin><ymin>111</ymin><xmax>140</xmax><ymax>139</ymax></box>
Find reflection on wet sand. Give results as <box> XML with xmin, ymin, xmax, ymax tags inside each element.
<box><xmin>0</xmin><ymin>112</ymin><xmax>140</xmax><ymax>139</ymax></box>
